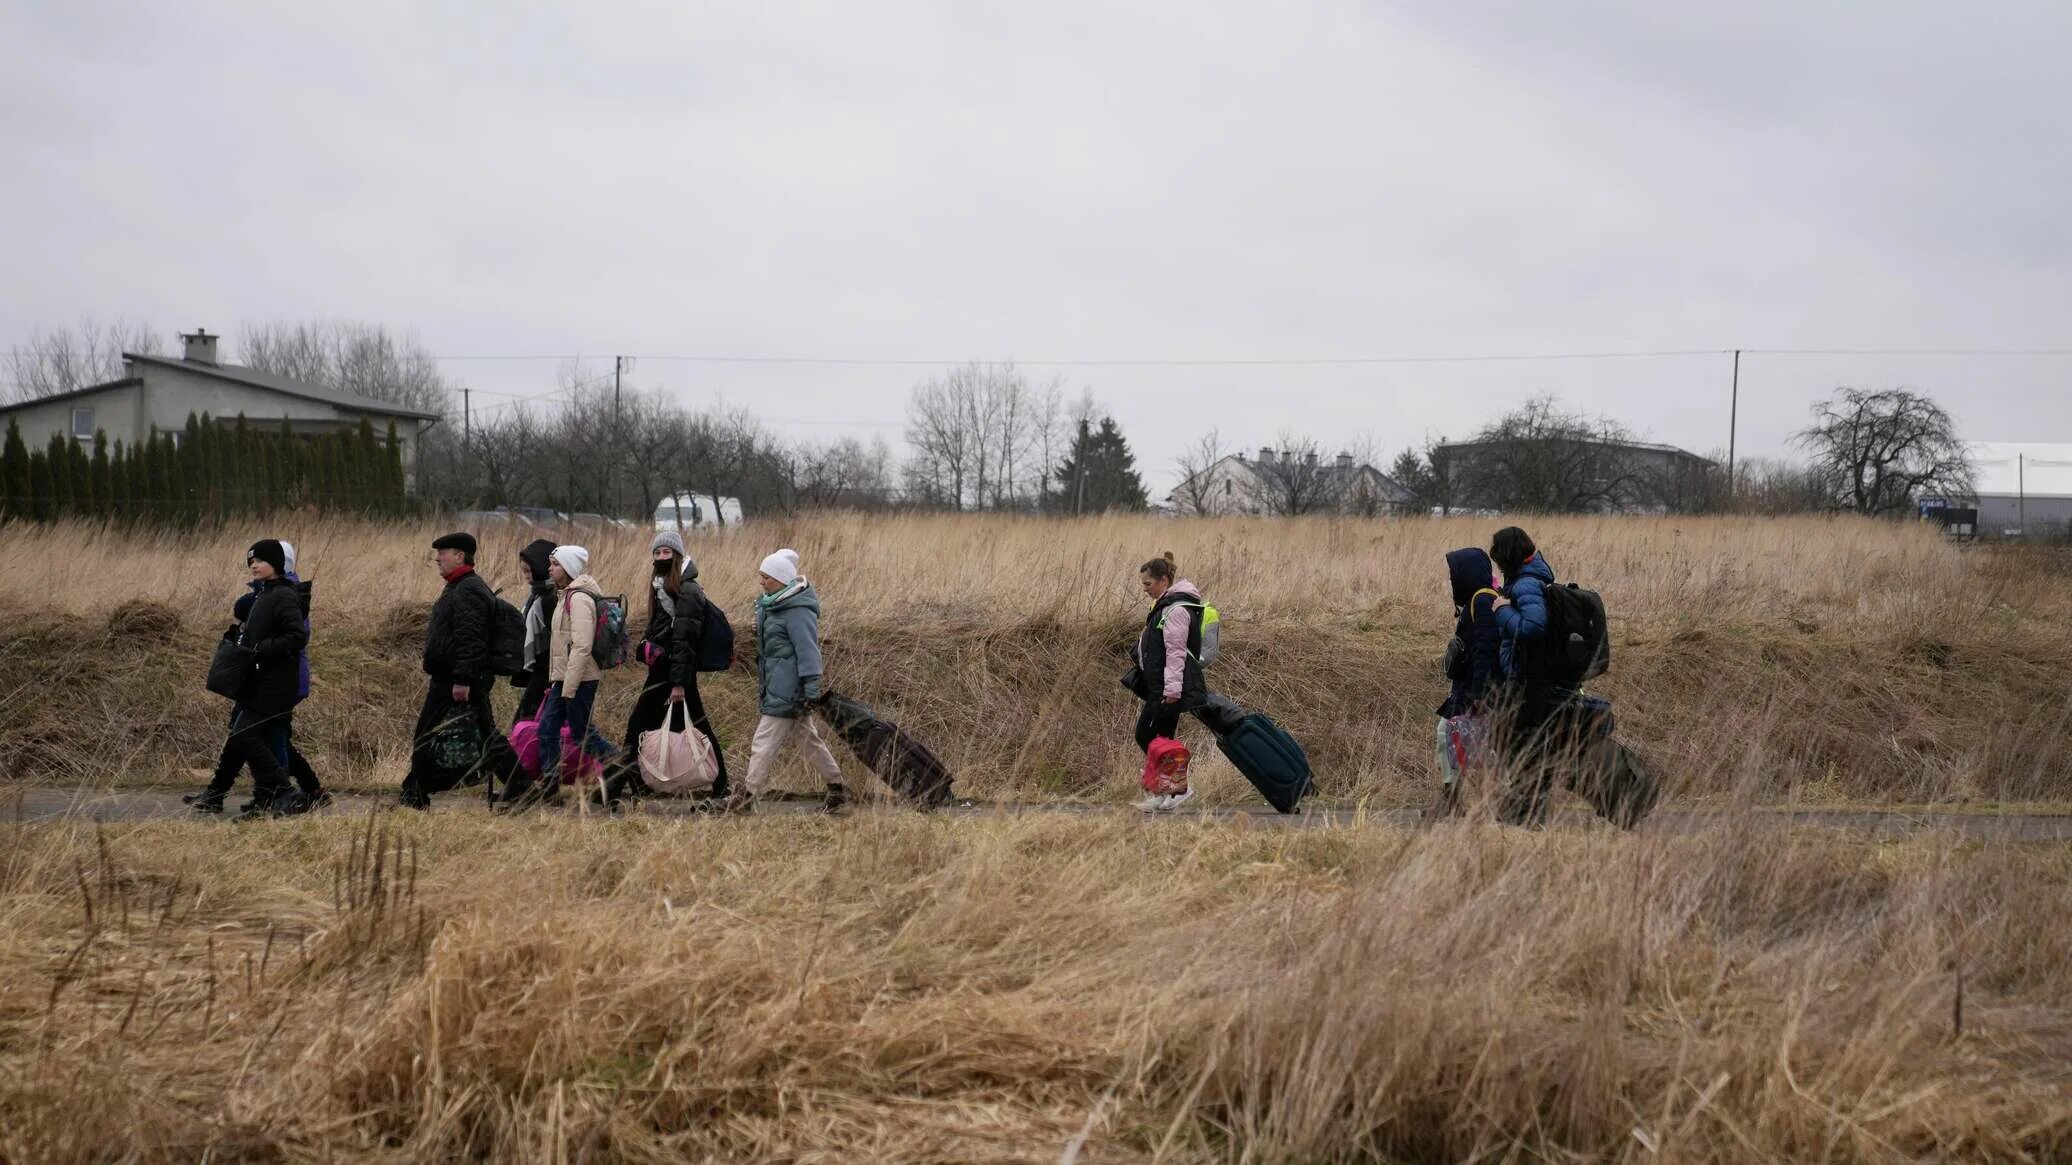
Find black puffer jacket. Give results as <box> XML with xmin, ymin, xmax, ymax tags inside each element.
<box><xmin>423</xmin><ymin>568</ymin><xmax>496</xmax><ymax>684</ymax></box>
<box><xmin>240</xmin><ymin>577</ymin><xmax>309</xmax><ymax>717</ymax></box>
<box><xmin>644</xmin><ymin>574</ymin><xmax>711</xmax><ymax>687</ymax></box>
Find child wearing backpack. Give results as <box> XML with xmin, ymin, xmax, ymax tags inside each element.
<box><xmin>503</xmin><ymin>544</ymin><xmax>619</xmax><ymax>806</ymax></box>
<box><xmin>1429</xmin><ymin>547</ymin><xmax>1502</xmax><ymax>818</ymax></box>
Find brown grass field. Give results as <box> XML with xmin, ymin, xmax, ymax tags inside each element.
<box><xmin>1</xmin><ymin>514</ymin><xmax>2070</xmax><ymax>1161</ymax></box>
<box><xmin>2</xmin><ymin>512</ymin><xmax>2070</xmax><ymax>804</ymax></box>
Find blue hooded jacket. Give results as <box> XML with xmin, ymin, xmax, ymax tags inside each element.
<box><xmin>1440</xmin><ymin>548</ymin><xmax>1501</xmax><ymax>716</ymax></box>
<box><xmin>1494</xmin><ymin>554</ymin><xmax>1556</xmax><ymax>682</ymax></box>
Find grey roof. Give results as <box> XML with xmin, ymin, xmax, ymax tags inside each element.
<box><xmin>0</xmin><ymin>378</ymin><xmax>143</xmax><ymax>414</ymax></box>
<box><xmin>1436</xmin><ymin>436</ymin><xmax>1713</xmax><ymax>465</ymax></box>
<box><xmin>121</xmin><ymin>352</ymin><xmax>442</xmax><ymax>420</ymax></box>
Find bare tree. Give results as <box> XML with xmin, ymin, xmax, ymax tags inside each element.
<box><xmin>1794</xmin><ymin>387</ymin><xmax>1972</xmax><ymax>517</ymax></box>
<box><xmin>903</xmin><ymin>363</ymin><xmax>1064</xmax><ymax>511</ymax></box>
<box><xmin>6</xmin><ymin>318</ymin><xmax>163</xmax><ymax>402</ymax></box>
<box><xmin>467</xmin><ymin>405</ymin><xmax>547</xmax><ymax>509</ymax></box>
<box><xmin>792</xmin><ymin>435</ymin><xmax>895</xmax><ymax>510</ymax></box>
<box><xmin>1248</xmin><ymin>434</ymin><xmax>1339</xmax><ymax>516</ymax></box>
<box><xmin>1170</xmin><ymin>429</ymin><xmax>1228</xmax><ymax>516</ymax></box>
<box><xmin>241</xmin><ymin>320</ymin><xmax>453</xmax><ymax>416</ymax></box>
<box><xmin>1441</xmin><ymin>395</ymin><xmax>1653</xmax><ymax>513</ymax></box>
<box><xmin>618</xmin><ymin>389</ymin><xmax>693</xmax><ymax>521</ymax></box>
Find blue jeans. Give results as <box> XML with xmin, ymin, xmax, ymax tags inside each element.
<box><xmin>538</xmin><ymin>679</ymin><xmax>616</xmax><ymax>782</ymax></box>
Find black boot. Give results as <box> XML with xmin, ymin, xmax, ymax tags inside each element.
<box><xmin>188</xmin><ymin>791</ymin><xmax>225</xmax><ymax>815</ymax></box>
<box><xmin>821</xmin><ymin>784</ymin><xmax>850</xmax><ymax>816</ymax></box>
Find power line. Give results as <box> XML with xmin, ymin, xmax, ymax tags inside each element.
<box><xmin>432</xmin><ymin>348</ymin><xmax>1731</xmax><ymax>367</ymax></box>
<box><xmin>426</xmin><ymin>345</ymin><xmax>2072</xmax><ymax>367</ymax></box>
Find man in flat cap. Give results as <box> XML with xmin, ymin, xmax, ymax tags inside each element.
<box><xmin>401</xmin><ymin>532</ymin><xmax>520</xmax><ymax>808</ymax></box>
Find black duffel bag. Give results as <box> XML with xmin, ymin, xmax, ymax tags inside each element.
<box><xmin>205</xmin><ymin>625</ymin><xmax>256</xmax><ymax>701</ymax></box>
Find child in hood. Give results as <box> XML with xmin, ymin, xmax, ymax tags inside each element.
<box><xmin>1430</xmin><ymin>547</ymin><xmax>1501</xmax><ymax>819</ymax></box>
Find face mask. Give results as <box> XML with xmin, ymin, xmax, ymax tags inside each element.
<box><xmin>653</xmin><ymin>559</ymin><xmax>673</xmax><ymax>577</ymax></box>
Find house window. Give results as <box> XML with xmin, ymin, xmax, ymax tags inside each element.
<box><xmin>71</xmin><ymin>407</ymin><xmax>94</xmax><ymax>440</ymax></box>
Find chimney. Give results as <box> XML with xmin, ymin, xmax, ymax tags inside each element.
<box><xmin>1258</xmin><ymin>446</ymin><xmax>1275</xmax><ymax>465</ymax></box>
<box><xmin>1336</xmin><ymin>452</ymin><xmax>1354</xmax><ymax>470</ymax></box>
<box><xmin>180</xmin><ymin>328</ymin><xmax>219</xmax><ymax>366</ymax></box>
<box><xmin>1305</xmin><ymin>450</ymin><xmax>1319</xmax><ymax>467</ymax></box>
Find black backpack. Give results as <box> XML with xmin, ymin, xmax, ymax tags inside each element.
<box><xmin>696</xmin><ymin>593</ymin><xmax>736</xmax><ymax>672</ymax></box>
<box><xmin>487</xmin><ymin>592</ymin><xmax>528</xmax><ymax>678</ymax></box>
<box><xmin>1531</xmin><ymin>582</ymin><xmax>1610</xmax><ymax>688</ymax></box>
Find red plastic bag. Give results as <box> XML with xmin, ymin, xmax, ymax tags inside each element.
<box><xmin>1142</xmin><ymin>736</ymin><xmax>1191</xmax><ymax>796</ymax></box>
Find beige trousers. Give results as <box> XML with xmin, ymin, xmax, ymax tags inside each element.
<box><xmin>743</xmin><ymin>713</ymin><xmax>845</xmax><ymax>795</ymax></box>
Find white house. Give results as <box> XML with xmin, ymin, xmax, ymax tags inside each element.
<box><xmin>0</xmin><ymin>329</ymin><xmax>441</xmax><ymax>486</ymax></box>
<box><xmin>1168</xmin><ymin>446</ymin><xmax>1414</xmax><ymax>516</ymax></box>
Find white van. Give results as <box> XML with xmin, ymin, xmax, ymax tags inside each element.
<box><xmin>653</xmin><ymin>493</ymin><xmax>744</xmax><ymax>533</ymax></box>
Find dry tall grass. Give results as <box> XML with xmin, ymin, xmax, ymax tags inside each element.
<box><xmin>3</xmin><ymin>514</ymin><xmax>2070</xmax><ymax>804</ymax></box>
<box><xmin>1</xmin><ymin>810</ymin><xmax>2066</xmax><ymax>1162</ymax></box>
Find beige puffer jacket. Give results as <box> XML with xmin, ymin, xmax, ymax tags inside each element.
<box><xmin>547</xmin><ymin>575</ymin><xmax>604</xmax><ymax>687</ymax></box>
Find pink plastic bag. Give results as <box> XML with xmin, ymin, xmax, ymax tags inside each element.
<box><xmin>508</xmin><ymin>720</ymin><xmax>607</xmax><ymax>784</ymax></box>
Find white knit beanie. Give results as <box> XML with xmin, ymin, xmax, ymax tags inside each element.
<box><xmin>758</xmin><ymin>549</ymin><xmax>799</xmax><ymax>585</ymax></box>
<box><xmin>553</xmin><ymin>545</ymin><xmax>589</xmax><ymax>577</ymax></box>
<box><xmin>279</xmin><ymin>540</ymin><xmax>297</xmax><ymax>576</ymax></box>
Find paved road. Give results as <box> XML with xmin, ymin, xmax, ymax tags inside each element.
<box><xmin>7</xmin><ymin>786</ymin><xmax>2070</xmax><ymax>840</ymax></box>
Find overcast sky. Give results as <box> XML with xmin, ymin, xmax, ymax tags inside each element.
<box><xmin>4</xmin><ymin>1</ymin><xmax>2068</xmax><ymax>489</ymax></box>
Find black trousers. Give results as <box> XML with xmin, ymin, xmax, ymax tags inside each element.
<box><xmin>400</xmin><ymin>678</ymin><xmax>520</xmax><ymax>808</ymax></box>
<box><xmin>513</xmin><ymin>668</ymin><xmax>550</xmax><ymax>726</ymax></box>
<box><xmin>609</xmin><ymin>658</ymin><xmax>729</xmax><ymax>799</ymax></box>
<box><xmin>1492</xmin><ymin>690</ymin><xmax>1603</xmax><ymax>827</ymax></box>
<box><xmin>206</xmin><ymin>708</ymin><xmax>292</xmax><ymax>804</ymax></box>
<box><xmin>205</xmin><ymin>711</ymin><xmax>322</xmax><ymax>802</ymax></box>
<box><xmin>1135</xmin><ymin>700</ymin><xmax>1184</xmax><ymax>753</ymax></box>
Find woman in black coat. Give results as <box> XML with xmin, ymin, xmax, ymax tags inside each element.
<box><xmin>603</xmin><ymin>530</ymin><xmax>729</xmax><ymax>805</ymax></box>
<box><xmin>190</xmin><ymin>540</ymin><xmax>308</xmax><ymax>817</ymax></box>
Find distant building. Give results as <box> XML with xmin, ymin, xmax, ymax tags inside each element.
<box><xmin>1432</xmin><ymin>437</ymin><xmax>1714</xmax><ymax>514</ymax></box>
<box><xmin>0</xmin><ymin>329</ymin><xmax>440</xmax><ymax>486</ymax></box>
<box><xmin>1963</xmin><ymin>442</ymin><xmax>2072</xmax><ymax>537</ymax></box>
<box><xmin>1168</xmin><ymin>446</ymin><xmax>1414</xmax><ymax>516</ymax></box>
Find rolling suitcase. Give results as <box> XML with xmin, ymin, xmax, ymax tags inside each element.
<box><xmin>816</xmin><ymin>691</ymin><xmax>956</xmax><ymax>810</ymax></box>
<box><xmin>1212</xmin><ymin>711</ymin><xmax>1312</xmax><ymax>814</ymax></box>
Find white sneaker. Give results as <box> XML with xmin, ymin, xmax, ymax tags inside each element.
<box><xmin>1137</xmin><ymin>788</ymin><xmax>1194</xmax><ymax>812</ymax></box>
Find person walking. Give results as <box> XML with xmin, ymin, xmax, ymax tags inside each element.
<box><xmin>1129</xmin><ymin>552</ymin><xmax>1208</xmax><ymax>810</ymax></box>
<box><xmin>188</xmin><ymin>540</ymin><xmax>328</xmax><ymax>814</ymax></box>
<box><xmin>604</xmin><ymin>529</ymin><xmax>729</xmax><ymax>806</ymax></box>
<box><xmin>1488</xmin><ymin>525</ymin><xmax>1575</xmax><ymax>825</ymax></box>
<box><xmin>1427</xmin><ymin>547</ymin><xmax>1502</xmax><ymax>819</ymax></box>
<box><xmin>722</xmin><ymin>549</ymin><xmax>845</xmax><ymax>815</ymax></box>
<box><xmin>399</xmin><ymin>532</ymin><xmax>522</xmax><ymax>810</ymax></box>
<box><xmin>503</xmin><ymin>545</ymin><xmax>617</xmax><ymax>806</ymax></box>
<box><xmin>511</xmin><ymin>537</ymin><xmax>558</xmax><ymax>725</ymax></box>
<box><xmin>190</xmin><ymin>540</ymin><xmax>306</xmax><ymax>817</ymax></box>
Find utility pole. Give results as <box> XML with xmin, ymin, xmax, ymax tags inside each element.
<box><xmin>462</xmin><ymin>386</ymin><xmax>471</xmax><ymax>446</ymax></box>
<box><xmin>1726</xmin><ymin>349</ymin><xmax>1740</xmax><ymax>498</ymax></box>
<box><xmin>611</xmin><ymin>355</ymin><xmax>623</xmax><ymax>516</ymax></box>
<box><xmin>2019</xmin><ymin>452</ymin><xmax>2026</xmax><ymax>536</ymax></box>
